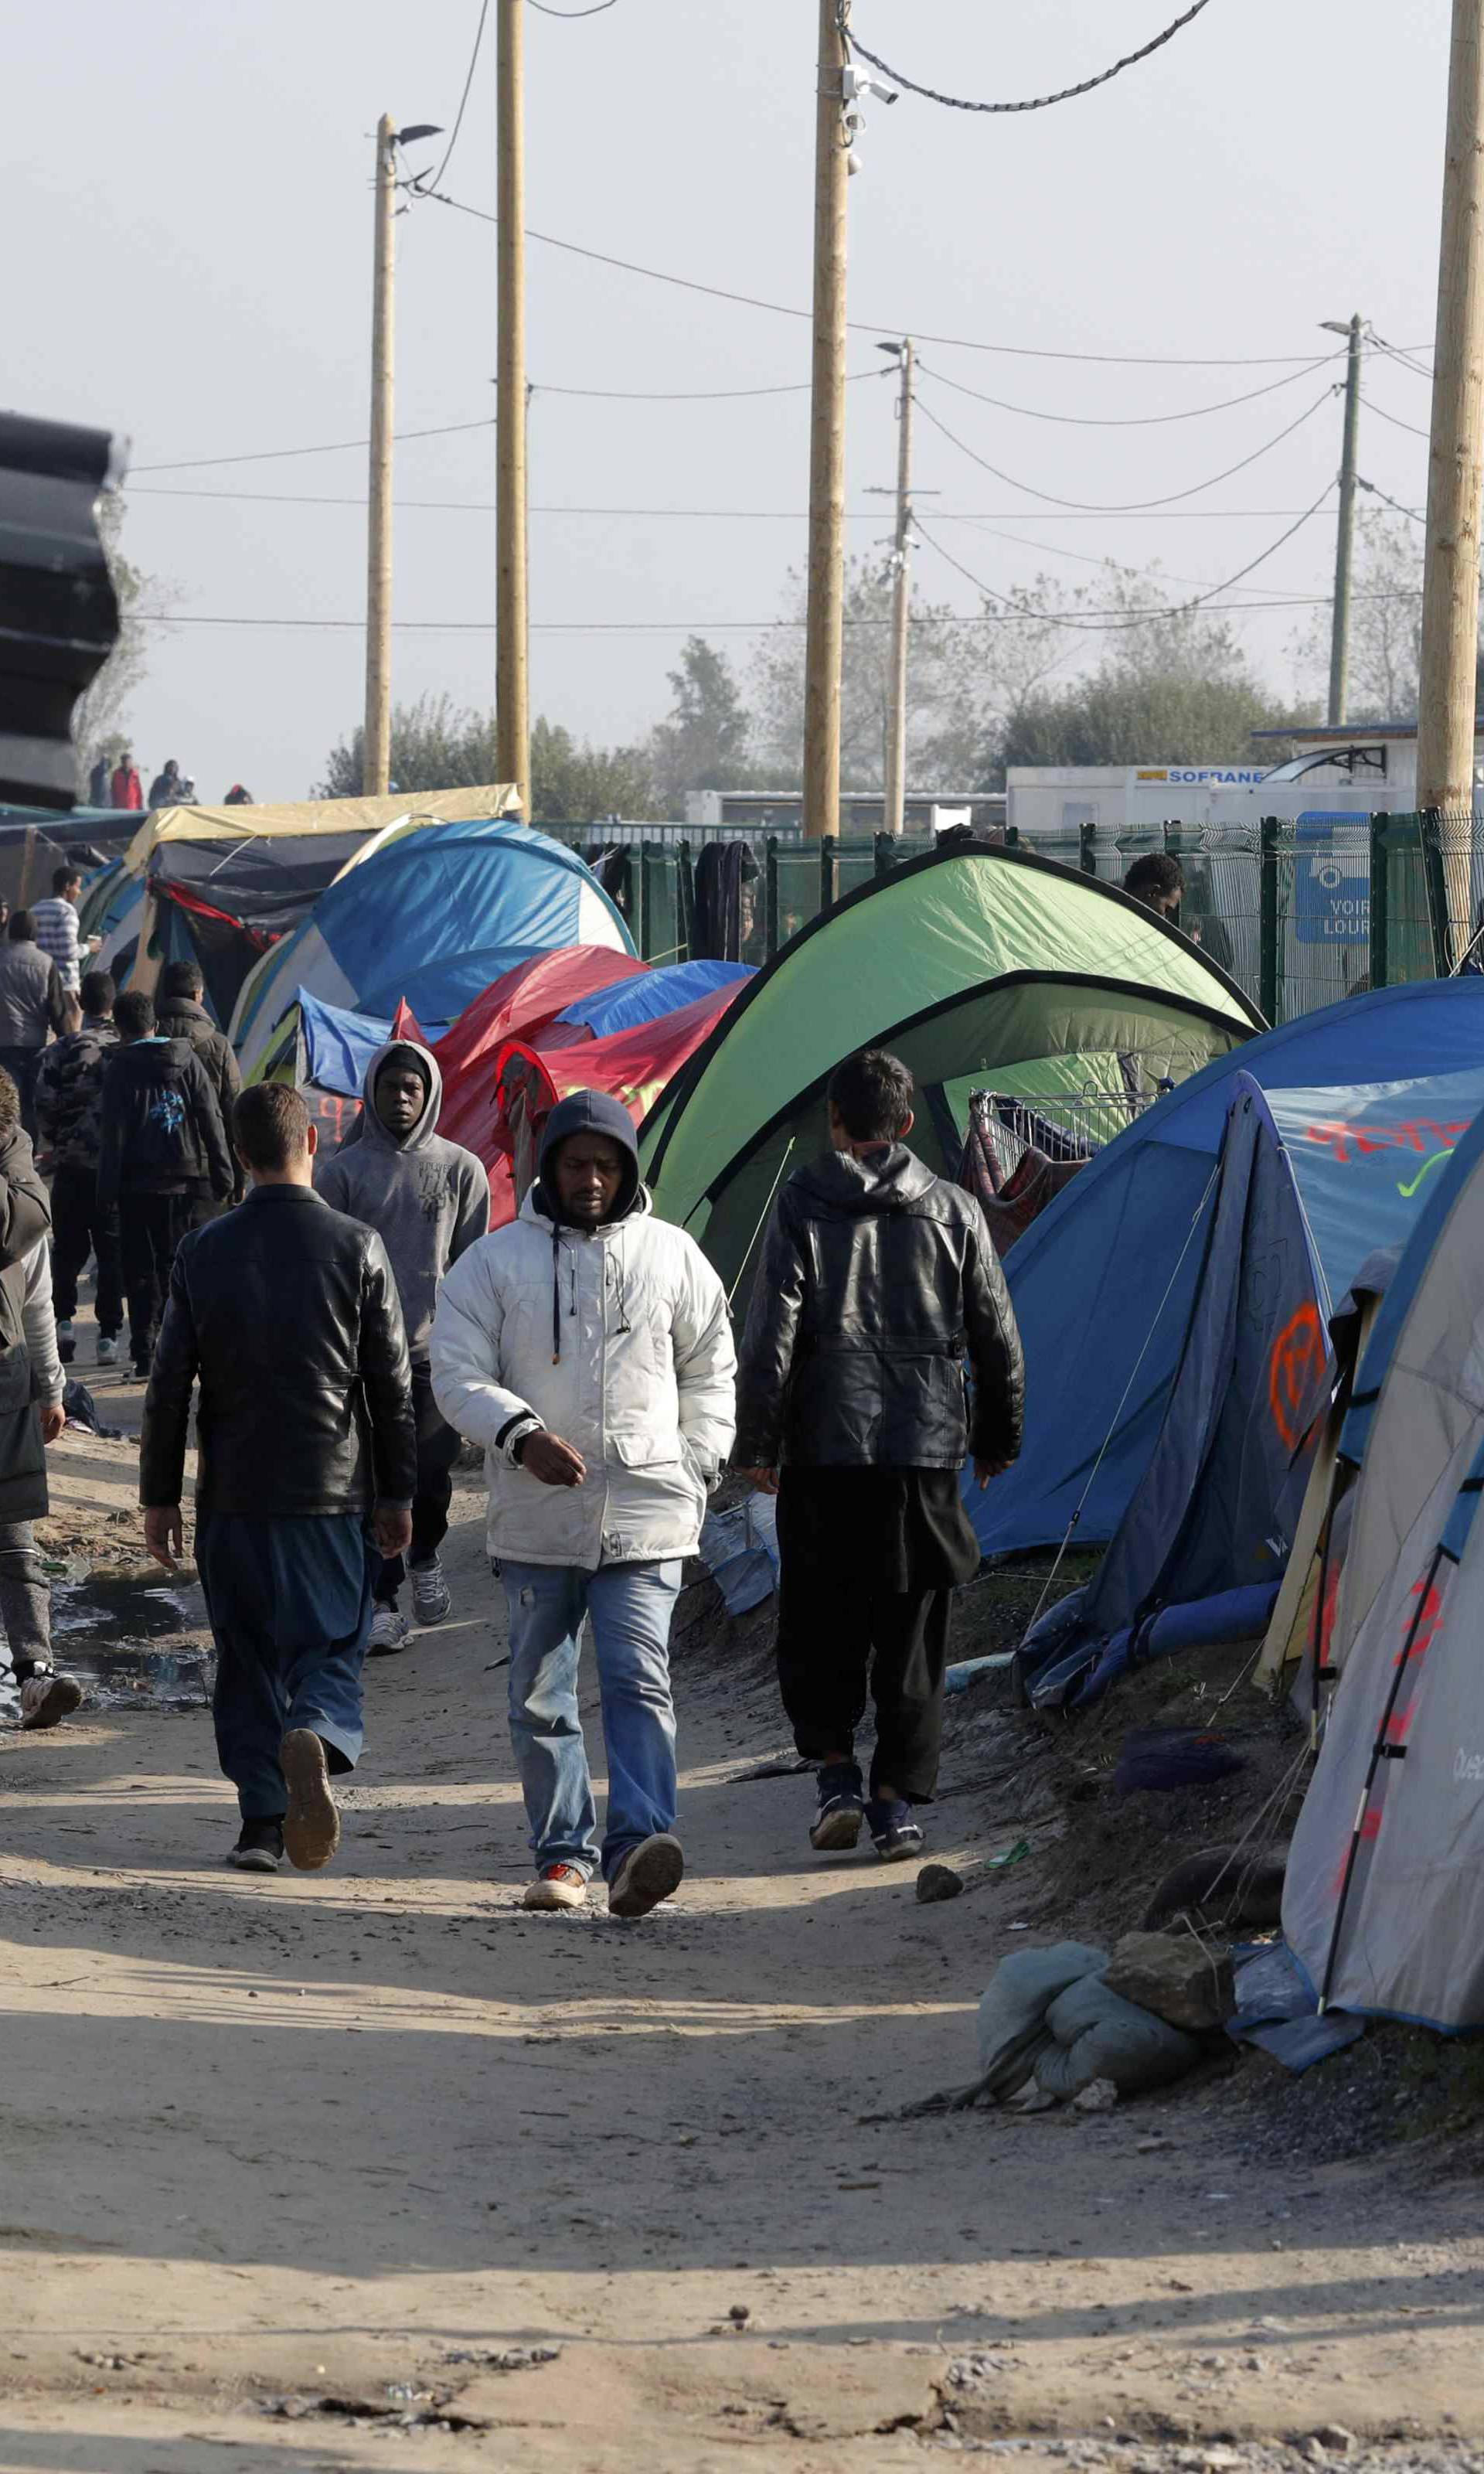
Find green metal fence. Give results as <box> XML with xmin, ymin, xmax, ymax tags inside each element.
<box><xmin>553</xmin><ymin>813</ymin><xmax>1475</xmax><ymax>1025</ymax></box>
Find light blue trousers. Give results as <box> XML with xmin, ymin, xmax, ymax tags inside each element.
<box><xmin>501</xmin><ymin>1559</ymin><xmax>682</xmax><ymax>1879</ymax></box>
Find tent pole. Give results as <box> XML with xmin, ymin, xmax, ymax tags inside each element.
<box><xmin>1309</xmin><ymin>1481</ymin><xmax>1339</xmax><ymax>1751</ymax></box>
<box><xmin>1318</xmin><ymin>1540</ymin><xmax>1442</xmax><ymax>2011</ymax></box>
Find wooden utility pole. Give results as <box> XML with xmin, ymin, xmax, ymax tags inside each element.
<box><xmin>1417</xmin><ymin>0</ymin><xmax>1484</xmax><ymax>959</ymax></box>
<box><xmin>802</xmin><ymin>0</ymin><xmax>850</xmax><ymax>840</ymax></box>
<box><xmin>496</xmin><ymin>0</ymin><xmax>530</xmax><ymax>814</ymax></box>
<box><xmin>882</xmin><ymin>339</ymin><xmax>914</xmax><ymax>836</ymax></box>
<box><xmin>362</xmin><ymin>112</ymin><xmax>397</xmax><ymax>797</ymax></box>
<box><xmin>1326</xmin><ymin>312</ymin><xmax>1363</xmax><ymax>727</ymax></box>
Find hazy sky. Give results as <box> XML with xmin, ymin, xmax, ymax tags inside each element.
<box><xmin>12</xmin><ymin>0</ymin><xmax>1448</xmax><ymax>801</ymax></box>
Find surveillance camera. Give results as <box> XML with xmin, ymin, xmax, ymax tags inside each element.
<box><xmin>842</xmin><ymin>66</ymin><xmax>899</xmax><ymax>107</ymax></box>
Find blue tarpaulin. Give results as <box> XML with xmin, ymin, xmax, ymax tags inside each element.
<box><xmin>555</xmin><ymin>959</ymin><xmax>754</xmax><ymax>1039</ymax></box>
<box><xmin>976</xmin><ymin>980</ymin><xmax>1484</xmax><ymax>1563</ymax></box>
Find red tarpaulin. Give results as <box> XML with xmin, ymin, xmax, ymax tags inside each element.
<box><xmin>485</xmin><ymin>983</ymin><xmax>747</xmax><ymax>1225</ymax></box>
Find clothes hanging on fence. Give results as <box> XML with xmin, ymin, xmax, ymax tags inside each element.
<box><xmin>690</xmin><ymin>840</ymin><xmax>757</xmax><ymax>962</ymax></box>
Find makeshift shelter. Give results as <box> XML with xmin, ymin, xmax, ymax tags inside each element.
<box><xmin>491</xmin><ymin>979</ymin><xmax>752</xmax><ymax>1220</ymax></box>
<box><xmin>977</xmin><ymin>980</ymin><xmax>1484</xmax><ymax>1566</ymax></box>
<box><xmin>1282</xmin><ymin>1108</ymin><xmax>1484</xmax><ymax>2029</ymax></box>
<box><xmin>1021</xmin><ymin>1075</ymin><xmax>1330</xmax><ymax>1711</ymax></box>
<box><xmin>146</xmin><ymin>833</ymin><xmax>369</xmax><ymax>1024</ymax></box>
<box><xmin>640</xmin><ymin>842</ymin><xmax>1260</xmax><ymax>1294</ymax></box>
<box><xmin>231</xmin><ymin>816</ymin><xmax>633</xmax><ymax>1077</ymax></box>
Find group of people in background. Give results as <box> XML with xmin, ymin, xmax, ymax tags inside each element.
<box><xmin>0</xmin><ymin>849</ymin><xmax>1028</xmax><ymax>1916</ymax></box>
<box><xmin>84</xmin><ymin>755</ymin><xmax>252</xmax><ymax>812</ymax></box>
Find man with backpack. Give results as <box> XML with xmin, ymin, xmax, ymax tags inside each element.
<box><xmin>154</xmin><ymin>959</ymin><xmax>243</xmax><ymax>1203</ymax></box>
<box><xmin>97</xmin><ymin>990</ymin><xmax>234</xmax><ymax>1378</ymax></box>
<box><xmin>35</xmin><ymin>970</ymin><xmax>121</xmax><ymax>1367</ymax></box>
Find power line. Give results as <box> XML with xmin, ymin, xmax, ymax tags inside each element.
<box><xmin>914</xmin><ymin>352</ymin><xmax>1339</xmax><ymax>429</ymax></box>
<box><xmin>427</xmin><ymin>0</ymin><xmax>490</xmax><ymax>192</ymax></box>
<box><xmin>141</xmin><ymin>578</ymin><xmax>1432</xmax><ymax>638</ymax></box>
<box><xmin>1360</xmin><ymin>394</ymin><xmax>1432</xmax><ymax>441</ymax></box>
<box><xmin>1367</xmin><ymin>331</ymin><xmax>1435</xmax><ymax>382</ymax></box>
<box><xmin>535</xmin><ymin>369</ymin><xmax>889</xmax><ymax>401</ymax></box>
<box><xmin>126</xmin><ymin>481</ymin><xmax>1338</xmax><ymax>526</ymax></box>
<box><xmin>529</xmin><ymin>0</ymin><xmax>617</xmax><ymax>13</ymax></box>
<box><xmin>846</xmin><ymin>0</ymin><xmax>1219</xmax><ymax>114</ymax></box>
<box><xmin>914</xmin><ymin>383</ymin><xmax>1336</xmax><ymax>513</ymax></box>
<box><xmin>131</xmin><ymin>417</ymin><xmax>495</xmax><ymax>475</ymax></box>
<box><xmin>408</xmin><ymin>185</ymin><xmax>1380</xmax><ymax>369</ymax></box>
<box><xmin>1357</xmin><ymin>474</ymin><xmax>1425</xmax><ymax>526</ymax></box>
<box><xmin>916</xmin><ymin>484</ymin><xmax>1334</xmax><ymax>630</ymax></box>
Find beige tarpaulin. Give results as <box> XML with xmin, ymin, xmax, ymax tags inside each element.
<box><xmin>124</xmin><ymin>785</ymin><xmax>519</xmax><ymax>874</ymax></box>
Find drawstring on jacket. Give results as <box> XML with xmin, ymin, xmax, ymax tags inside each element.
<box><xmin>550</xmin><ymin>1211</ymin><xmax>633</xmax><ymax>1361</ymax></box>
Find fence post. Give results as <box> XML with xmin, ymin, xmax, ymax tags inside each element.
<box><xmin>820</xmin><ymin>833</ymin><xmax>838</xmax><ymax>918</ymax></box>
<box><xmin>1421</xmin><ymin>809</ymin><xmax>1450</xmax><ymax>977</ymax></box>
<box><xmin>873</xmin><ymin>830</ymin><xmax>894</xmax><ymax>881</ymax></box>
<box><xmin>1369</xmin><ymin>813</ymin><xmax>1390</xmax><ymax>990</ymax></box>
<box><xmin>1079</xmin><ymin>820</ymin><xmax>1097</xmax><ymax>876</ymax></box>
<box><xmin>677</xmin><ymin>837</ymin><xmax>694</xmax><ymax>962</ymax></box>
<box><xmin>1259</xmin><ymin>815</ymin><xmax>1281</xmax><ymax>1024</ymax></box>
<box><xmin>631</xmin><ymin>843</ymin><xmax>648</xmax><ymax>959</ymax></box>
<box><xmin>764</xmin><ymin>835</ymin><xmax>780</xmax><ymax>960</ymax></box>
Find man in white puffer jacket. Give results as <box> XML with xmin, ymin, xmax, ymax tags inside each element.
<box><xmin>431</xmin><ymin>1089</ymin><xmax>735</xmax><ymax>1919</ymax></box>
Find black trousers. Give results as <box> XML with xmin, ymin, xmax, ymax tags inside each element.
<box><xmin>50</xmin><ymin>1162</ymin><xmax>122</xmax><ymax>1338</ymax></box>
<box><xmin>373</xmin><ymin>1362</ymin><xmax>461</xmax><ymax>1602</ymax></box>
<box><xmin>774</xmin><ymin>1467</ymin><xmax>980</xmax><ymax>1804</ymax></box>
<box><xmin>118</xmin><ymin>1190</ymin><xmax>209</xmax><ymax>1368</ymax></box>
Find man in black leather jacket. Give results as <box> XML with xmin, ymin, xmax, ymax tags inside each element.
<box><xmin>140</xmin><ymin>1083</ymin><xmax>416</xmax><ymax>1875</ymax></box>
<box><xmin>734</xmin><ymin>1048</ymin><xmax>1024</xmax><ymax>1863</ymax></box>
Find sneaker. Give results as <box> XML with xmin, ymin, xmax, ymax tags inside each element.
<box><xmin>410</xmin><ymin>1555</ymin><xmax>452</xmax><ymax>1626</ymax></box>
<box><xmin>280</xmin><ymin>1729</ymin><xmax>341</xmax><ymax>1871</ymax></box>
<box><xmin>608</xmin><ymin>1832</ymin><xmax>684</xmax><ymax>1920</ymax></box>
<box><xmin>96</xmin><ymin>1335</ymin><xmax>119</xmax><ymax>1366</ymax></box>
<box><xmin>866</xmin><ymin>1797</ymin><xmax>925</xmax><ymax>1863</ymax></box>
<box><xmin>809</xmin><ymin>1760</ymin><xmax>865</xmax><ymax>1853</ymax></box>
<box><xmin>523</xmin><ymin>1862</ymin><xmax>588</xmax><ymax>1912</ymax></box>
<box><xmin>369</xmin><ymin>1605</ymin><xmax>411</xmax><ymax>1656</ymax></box>
<box><xmin>131</xmin><ymin>1357</ymin><xmax>151</xmax><ymax>1382</ymax></box>
<box><xmin>56</xmin><ymin>1320</ymin><xmax>75</xmax><ymax>1366</ymax></box>
<box><xmin>19</xmin><ymin>1667</ymin><xmax>83</xmax><ymax>1731</ymax></box>
<box><xmin>229</xmin><ymin>1818</ymin><xmax>284</xmax><ymax>1873</ymax></box>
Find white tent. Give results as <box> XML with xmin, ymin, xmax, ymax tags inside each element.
<box><xmin>1283</xmin><ymin>1107</ymin><xmax>1484</xmax><ymax>2026</ymax></box>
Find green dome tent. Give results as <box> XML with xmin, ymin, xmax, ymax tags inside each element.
<box><xmin>639</xmin><ymin>841</ymin><xmax>1262</xmax><ymax>1295</ymax></box>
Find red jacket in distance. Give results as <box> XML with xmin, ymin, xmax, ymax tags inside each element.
<box><xmin>111</xmin><ymin>765</ymin><xmax>143</xmax><ymax>811</ymax></box>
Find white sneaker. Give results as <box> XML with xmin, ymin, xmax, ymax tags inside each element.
<box><xmin>410</xmin><ymin>1555</ymin><xmax>451</xmax><ymax>1626</ymax></box>
<box><xmin>96</xmin><ymin>1335</ymin><xmax>119</xmax><ymax>1365</ymax></box>
<box><xmin>368</xmin><ymin>1606</ymin><xmax>411</xmax><ymax>1657</ymax></box>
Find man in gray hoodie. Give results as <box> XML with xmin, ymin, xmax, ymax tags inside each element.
<box><xmin>315</xmin><ymin>1038</ymin><xmax>488</xmax><ymax>1649</ymax></box>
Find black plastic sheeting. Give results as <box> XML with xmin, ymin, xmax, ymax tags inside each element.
<box><xmin>0</xmin><ymin>413</ymin><xmax>121</xmax><ymax>809</ymax></box>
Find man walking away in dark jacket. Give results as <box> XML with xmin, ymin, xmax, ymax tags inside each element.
<box><xmin>0</xmin><ymin>912</ymin><xmax>68</xmax><ymax>1140</ymax></box>
<box><xmin>0</xmin><ymin>1068</ymin><xmax>83</xmax><ymax>1730</ymax></box>
<box><xmin>140</xmin><ymin>1085</ymin><xmax>416</xmax><ymax>1874</ymax></box>
<box><xmin>316</xmin><ymin>1038</ymin><xmax>488</xmax><ymax>1650</ymax></box>
<box><xmin>36</xmin><ymin>971</ymin><xmax>121</xmax><ymax>1367</ymax></box>
<box><xmin>734</xmin><ymin>1049</ymin><xmax>1025</xmax><ymax>1863</ymax></box>
<box><xmin>97</xmin><ymin>990</ymin><xmax>234</xmax><ymax>1379</ymax></box>
<box><xmin>155</xmin><ymin>959</ymin><xmax>243</xmax><ymax>1204</ymax></box>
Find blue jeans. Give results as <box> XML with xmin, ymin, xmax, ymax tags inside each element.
<box><xmin>197</xmin><ymin>1512</ymin><xmax>374</xmax><ymax>1823</ymax></box>
<box><xmin>502</xmin><ymin>1559</ymin><xmax>682</xmax><ymax>1879</ymax></box>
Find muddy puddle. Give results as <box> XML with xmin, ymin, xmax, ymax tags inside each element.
<box><xmin>2</xmin><ymin>1566</ymin><xmax>213</xmax><ymax>1721</ymax></box>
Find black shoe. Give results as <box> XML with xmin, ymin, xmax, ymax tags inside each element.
<box><xmin>131</xmin><ymin>1358</ymin><xmax>151</xmax><ymax>1382</ymax></box>
<box><xmin>810</xmin><ymin>1760</ymin><xmax>865</xmax><ymax>1852</ymax></box>
<box><xmin>866</xmin><ymin>1797</ymin><xmax>924</xmax><ymax>1863</ymax></box>
<box><xmin>229</xmin><ymin>1818</ymin><xmax>284</xmax><ymax>1873</ymax></box>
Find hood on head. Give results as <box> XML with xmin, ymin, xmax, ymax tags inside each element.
<box><xmin>536</xmin><ymin>1087</ymin><xmax>641</xmax><ymax>1222</ymax></box>
<box><xmin>360</xmin><ymin>1038</ymin><xmax>443</xmax><ymax>1153</ymax></box>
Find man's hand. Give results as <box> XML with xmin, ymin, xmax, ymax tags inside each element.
<box><xmin>144</xmin><ymin>1505</ymin><xmax>184</xmax><ymax>1569</ymax></box>
<box><xmin>374</xmin><ymin>1504</ymin><xmax>414</xmax><ymax>1559</ymax></box>
<box><xmin>39</xmin><ymin>1402</ymin><xmax>65</xmax><ymax>1447</ymax></box>
<box><xmin>734</xmin><ymin>1466</ymin><xmax>780</xmax><ymax>1495</ymax></box>
<box><xmin>974</xmin><ymin>1457</ymin><xmax>1012</xmax><ymax>1488</ymax></box>
<box><xmin>519</xmin><ymin>1433</ymin><xmax>587</xmax><ymax>1488</ymax></box>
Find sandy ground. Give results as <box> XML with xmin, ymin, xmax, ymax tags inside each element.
<box><xmin>2</xmin><ymin>1358</ymin><xmax>1484</xmax><ymax>2470</ymax></box>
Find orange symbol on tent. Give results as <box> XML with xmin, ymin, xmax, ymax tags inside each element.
<box><xmin>1268</xmin><ymin>1302</ymin><xmax>1326</xmax><ymax>1450</ymax></box>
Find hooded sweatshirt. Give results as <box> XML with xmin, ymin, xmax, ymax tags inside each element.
<box><xmin>315</xmin><ymin>1038</ymin><xmax>489</xmax><ymax>1362</ymax></box>
<box><xmin>429</xmin><ymin>1086</ymin><xmax>735</xmax><ymax>1570</ymax></box>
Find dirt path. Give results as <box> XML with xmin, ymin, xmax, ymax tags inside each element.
<box><xmin>2</xmin><ymin>1400</ymin><xmax>1483</xmax><ymax>2469</ymax></box>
